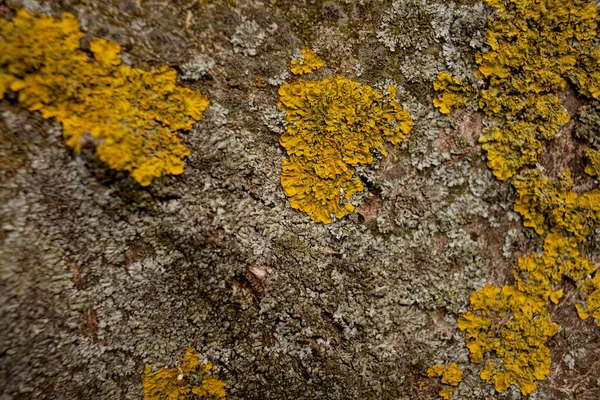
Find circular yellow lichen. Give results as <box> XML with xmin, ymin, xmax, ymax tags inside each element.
<box><xmin>277</xmin><ymin>75</ymin><xmax>413</xmax><ymax>223</ymax></box>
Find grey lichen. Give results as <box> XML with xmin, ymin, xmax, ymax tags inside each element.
<box><xmin>230</xmin><ymin>19</ymin><xmax>266</xmax><ymax>57</ymax></box>
<box><xmin>439</xmin><ymin>3</ymin><xmax>490</xmax><ymax>82</ymax></box>
<box><xmin>376</xmin><ymin>0</ymin><xmax>445</xmax><ymax>82</ymax></box>
<box><xmin>180</xmin><ymin>55</ymin><xmax>215</xmax><ymax>81</ymax></box>
<box><xmin>267</xmin><ymin>70</ymin><xmax>290</xmax><ymax>87</ymax></box>
<box><xmin>503</xmin><ymin>228</ymin><xmax>526</xmax><ymax>260</ymax></box>
<box><xmin>376</xmin><ymin>0</ymin><xmax>437</xmax><ymax>53</ymax></box>
<box><xmin>205</xmin><ymin>102</ymin><xmax>229</xmax><ymax>127</ymax></box>
<box><xmin>376</xmin><ymin>0</ymin><xmax>489</xmax><ymax>83</ymax></box>
<box><xmin>259</xmin><ymin>105</ymin><xmax>286</xmax><ymax>134</ymax></box>
<box><xmin>17</xmin><ymin>0</ymin><xmax>52</xmax><ymax>14</ymax></box>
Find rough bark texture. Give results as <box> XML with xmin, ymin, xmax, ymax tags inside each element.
<box><xmin>1</xmin><ymin>0</ymin><xmax>599</xmax><ymax>399</ymax></box>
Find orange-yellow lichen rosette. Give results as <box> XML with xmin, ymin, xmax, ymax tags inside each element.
<box><xmin>277</xmin><ymin>75</ymin><xmax>412</xmax><ymax>223</ymax></box>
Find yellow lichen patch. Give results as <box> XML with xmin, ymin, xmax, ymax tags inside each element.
<box><xmin>427</xmin><ymin>363</ymin><xmax>463</xmax><ymax>386</ymax></box>
<box><xmin>439</xmin><ymin>388</ymin><xmax>454</xmax><ymax>400</ymax></box>
<box><xmin>571</xmin><ymin>44</ymin><xmax>600</xmax><ymax>99</ymax></box>
<box><xmin>457</xmin><ymin>284</ymin><xmax>559</xmax><ymax>396</ymax></box>
<box><xmin>427</xmin><ymin>364</ymin><xmax>447</xmax><ymax>378</ymax></box>
<box><xmin>514</xmin><ymin>233</ymin><xmax>596</xmax><ymax>304</ymax></box>
<box><xmin>143</xmin><ymin>347</ymin><xmax>228</xmax><ymax>400</ymax></box>
<box><xmin>427</xmin><ymin>363</ymin><xmax>462</xmax><ymax>399</ymax></box>
<box><xmin>0</xmin><ymin>10</ymin><xmax>209</xmax><ymax>186</ymax></box>
<box><xmin>442</xmin><ymin>363</ymin><xmax>463</xmax><ymax>386</ymax></box>
<box><xmin>472</xmin><ymin>0</ymin><xmax>597</xmax><ymax>181</ymax></box>
<box><xmin>432</xmin><ymin>72</ymin><xmax>474</xmax><ymax>114</ymax></box>
<box><xmin>512</xmin><ymin>170</ymin><xmax>600</xmax><ymax>241</ymax></box>
<box><xmin>443</xmin><ymin>1</ymin><xmax>600</xmax><ymax>396</ymax></box>
<box><xmin>478</xmin><ymin>93</ymin><xmax>569</xmax><ymax>181</ymax></box>
<box><xmin>278</xmin><ymin>76</ymin><xmax>412</xmax><ymax>223</ymax></box>
<box><xmin>280</xmin><ymin>156</ymin><xmax>364</xmax><ymax>224</ymax></box>
<box><xmin>578</xmin><ymin>272</ymin><xmax>600</xmax><ymax>325</ymax></box>
<box><xmin>289</xmin><ymin>49</ymin><xmax>323</xmax><ymax>75</ymax></box>
<box><xmin>584</xmin><ymin>147</ymin><xmax>600</xmax><ymax>178</ymax></box>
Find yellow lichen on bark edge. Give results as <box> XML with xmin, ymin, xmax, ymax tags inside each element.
<box><xmin>432</xmin><ymin>72</ymin><xmax>473</xmax><ymax>115</ymax></box>
<box><xmin>438</xmin><ymin>388</ymin><xmax>454</xmax><ymax>400</ymax></box>
<box><xmin>278</xmin><ymin>76</ymin><xmax>412</xmax><ymax>223</ymax></box>
<box><xmin>577</xmin><ymin>272</ymin><xmax>600</xmax><ymax>325</ymax></box>
<box><xmin>143</xmin><ymin>347</ymin><xmax>228</xmax><ymax>400</ymax></box>
<box><xmin>514</xmin><ymin>233</ymin><xmax>596</xmax><ymax>304</ymax></box>
<box><xmin>584</xmin><ymin>147</ymin><xmax>600</xmax><ymax>178</ymax></box>
<box><xmin>512</xmin><ymin>170</ymin><xmax>600</xmax><ymax>242</ymax></box>
<box><xmin>457</xmin><ymin>233</ymin><xmax>598</xmax><ymax>395</ymax></box>
<box><xmin>472</xmin><ymin>0</ymin><xmax>596</xmax><ymax>181</ymax></box>
<box><xmin>427</xmin><ymin>363</ymin><xmax>462</xmax><ymax>399</ymax></box>
<box><xmin>427</xmin><ymin>363</ymin><xmax>462</xmax><ymax>386</ymax></box>
<box><xmin>434</xmin><ymin>0</ymin><xmax>600</xmax><ymax>397</ymax></box>
<box><xmin>458</xmin><ymin>284</ymin><xmax>558</xmax><ymax>396</ymax></box>
<box><xmin>0</xmin><ymin>10</ymin><xmax>209</xmax><ymax>186</ymax></box>
<box><xmin>289</xmin><ymin>49</ymin><xmax>323</xmax><ymax>75</ymax></box>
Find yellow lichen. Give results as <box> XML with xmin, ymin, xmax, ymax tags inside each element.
<box><xmin>427</xmin><ymin>364</ymin><xmax>447</xmax><ymax>378</ymax></box>
<box><xmin>280</xmin><ymin>156</ymin><xmax>364</xmax><ymax>223</ymax></box>
<box><xmin>512</xmin><ymin>170</ymin><xmax>600</xmax><ymax>241</ymax></box>
<box><xmin>0</xmin><ymin>10</ymin><xmax>209</xmax><ymax>186</ymax></box>
<box><xmin>440</xmin><ymin>1</ymin><xmax>600</xmax><ymax>396</ymax></box>
<box><xmin>472</xmin><ymin>0</ymin><xmax>597</xmax><ymax>181</ymax></box>
<box><xmin>584</xmin><ymin>147</ymin><xmax>600</xmax><ymax>178</ymax></box>
<box><xmin>457</xmin><ymin>284</ymin><xmax>558</xmax><ymax>395</ymax></box>
<box><xmin>432</xmin><ymin>72</ymin><xmax>473</xmax><ymax>114</ymax></box>
<box><xmin>571</xmin><ymin>43</ymin><xmax>600</xmax><ymax>99</ymax></box>
<box><xmin>427</xmin><ymin>363</ymin><xmax>462</xmax><ymax>399</ymax></box>
<box><xmin>143</xmin><ymin>347</ymin><xmax>228</xmax><ymax>400</ymax></box>
<box><xmin>443</xmin><ymin>363</ymin><xmax>463</xmax><ymax>387</ymax></box>
<box><xmin>439</xmin><ymin>388</ymin><xmax>454</xmax><ymax>400</ymax></box>
<box><xmin>278</xmin><ymin>76</ymin><xmax>412</xmax><ymax>223</ymax></box>
<box><xmin>289</xmin><ymin>49</ymin><xmax>323</xmax><ymax>75</ymax></box>
<box><xmin>478</xmin><ymin>93</ymin><xmax>569</xmax><ymax>181</ymax></box>
<box><xmin>514</xmin><ymin>233</ymin><xmax>596</xmax><ymax>304</ymax></box>
<box><xmin>457</xmin><ymin>243</ymin><xmax>585</xmax><ymax>395</ymax></box>
<box><xmin>427</xmin><ymin>363</ymin><xmax>463</xmax><ymax>386</ymax></box>
<box><xmin>578</xmin><ymin>272</ymin><xmax>600</xmax><ymax>325</ymax></box>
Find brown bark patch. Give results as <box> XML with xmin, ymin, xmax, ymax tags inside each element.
<box><xmin>356</xmin><ymin>192</ymin><xmax>382</xmax><ymax>223</ymax></box>
<box><xmin>81</xmin><ymin>308</ymin><xmax>99</xmax><ymax>340</ymax></box>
